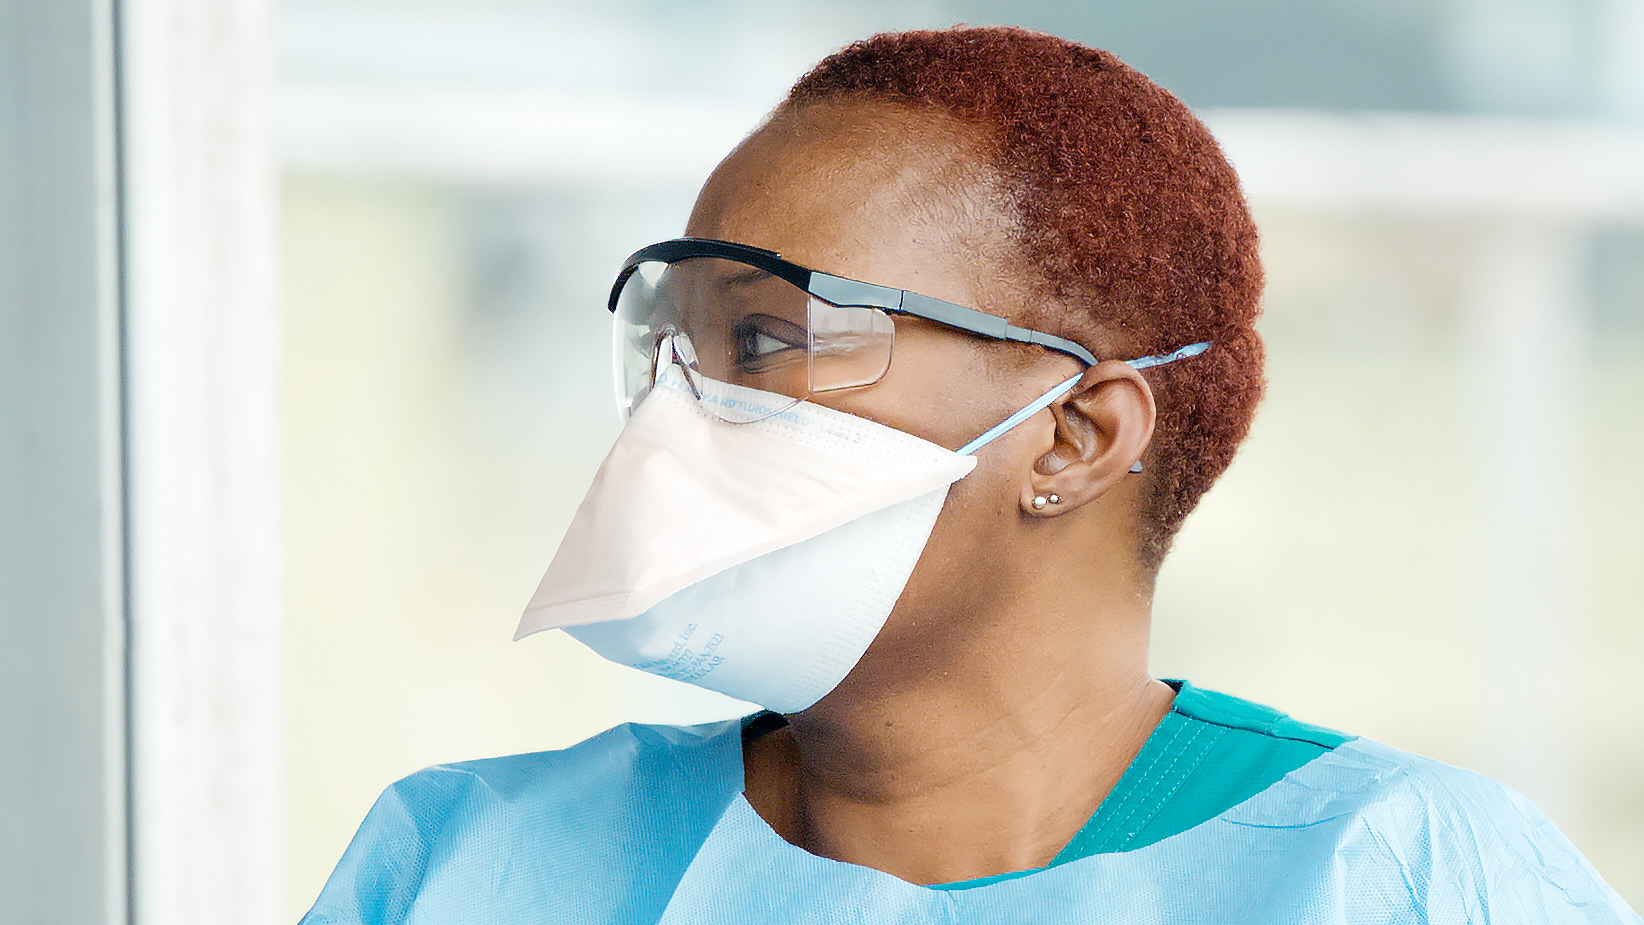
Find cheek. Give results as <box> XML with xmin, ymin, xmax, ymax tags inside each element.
<box><xmin>922</xmin><ymin>460</ymin><xmax>1020</xmax><ymax>569</ymax></box>
<box><xmin>884</xmin><ymin>453</ymin><xmax>1024</xmax><ymax>634</ymax></box>
<box><xmin>813</xmin><ymin>321</ymin><xmax>1017</xmax><ymax>451</ymax></box>
<box><xmin>817</xmin><ymin>366</ymin><xmax>1012</xmax><ymax>452</ymax></box>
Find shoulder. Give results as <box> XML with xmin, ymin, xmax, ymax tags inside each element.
<box><xmin>1229</xmin><ymin>738</ymin><xmax>1639</xmax><ymax>923</ymax></box>
<box><xmin>300</xmin><ymin>718</ymin><xmax>748</xmax><ymax>925</ymax></box>
<box><xmin>389</xmin><ymin>717</ymin><xmax>744</xmax><ymax>818</ymax></box>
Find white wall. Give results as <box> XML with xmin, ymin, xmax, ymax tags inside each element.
<box><xmin>122</xmin><ymin>0</ymin><xmax>285</xmax><ymax>923</ymax></box>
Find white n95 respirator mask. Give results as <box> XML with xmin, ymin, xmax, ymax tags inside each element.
<box><xmin>515</xmin><ymin>369</ymin><xmax>982</xmax><ymax>713</ymax></box>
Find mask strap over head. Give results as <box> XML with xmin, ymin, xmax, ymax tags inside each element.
<box><xmin>956</xmin><ymin>341</ymin><xmax>1211</xmax><ymax>458</ymax></box>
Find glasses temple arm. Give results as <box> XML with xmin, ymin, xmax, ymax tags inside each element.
<box><xmin>890</xmin><ymin>290</ymin><xmax>1101</xmax><ymax>366</ymax></box>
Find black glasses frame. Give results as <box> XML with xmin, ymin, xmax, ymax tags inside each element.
<box><xmin>609</xmin><ymin>238</ymin><xmax>1100</xmax><ymax>368</ymax></box>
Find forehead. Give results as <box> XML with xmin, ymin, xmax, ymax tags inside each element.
<box><xmin>683</xmin><ymin>100</ymin><xmax>1014</xmax><ymax>300</ymax></box>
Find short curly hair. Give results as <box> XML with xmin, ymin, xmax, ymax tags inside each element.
<box><xmin>786</xmin><ymin>26</ymin><xmax>1265</xmax><ymax>572</ymax></box>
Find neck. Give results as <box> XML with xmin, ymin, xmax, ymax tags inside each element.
<box><xmin>742</xmin><ymin>545</ymin><xmax>1172</xmax><ymax>885</ymax></box>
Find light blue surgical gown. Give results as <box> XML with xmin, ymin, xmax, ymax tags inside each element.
<box><xmin>301</xmin><ymin>718</ymin><xmax>1640</xmax><ymax>924</ymax></box>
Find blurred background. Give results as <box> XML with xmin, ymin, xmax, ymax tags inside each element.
<box><xmin>3</xmin><ymin>0</ymin><xmax>1641</xmax><ymax>922</ymax></box>
<box><xmin>276</xmin><ymin>0</ymin><xmax>1644</xmax><ymax>914</ymax></box>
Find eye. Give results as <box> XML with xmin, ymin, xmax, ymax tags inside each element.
<box><xmin>732</xmin><ymin>314</ymin><xmax>806</xmax><ymax>372</ymax></box>
<box><xmin>749</xmin><ymin>332</ymin><xmax>789</xmax><ymax>356</ymax></box>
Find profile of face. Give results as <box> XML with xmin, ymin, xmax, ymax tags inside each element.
<box><xmin>684</xmin><ymin>99</ymin><xmax>1159</xmax><ymax>698</ymax></box>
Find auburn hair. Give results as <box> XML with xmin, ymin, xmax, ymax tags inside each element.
<box><xmin>786</xmin><ymin>27</ymin><xmax>1266</xmax><ymax>571</ymax></box>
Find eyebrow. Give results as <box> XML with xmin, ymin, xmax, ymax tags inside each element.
<box><xmin>717</xmin><ymin>264</ymin><xmax>781</xmax><ymax>289</ymax></box>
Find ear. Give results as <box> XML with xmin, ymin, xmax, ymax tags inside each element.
<box><xmin>1020</xmin><ymin>361</ymin><xmax>1155</xmax><ymax>516</ymax></box>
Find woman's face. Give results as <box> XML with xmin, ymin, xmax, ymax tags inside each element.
<box><xmin>683</xmin><ymin>100</ymin><xmax>1095</xmax><ymax>668</ymax></box>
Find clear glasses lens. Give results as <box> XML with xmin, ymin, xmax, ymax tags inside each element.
<box><xmin>808</xmin><ymin>298</ymin><xmax>894</xmax><ymax>393</ymax></box>
<box><xmin>613</xmin><ymin>257</ymin><xmax>894</xmax><ymax>423</ymax></box>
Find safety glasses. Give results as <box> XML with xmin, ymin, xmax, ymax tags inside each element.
<box><xmin>610</xmin><ymin>238</ymin><xmax>1101</xmax><ymax>424</ymax></box>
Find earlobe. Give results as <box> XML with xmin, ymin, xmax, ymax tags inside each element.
<box><xmin>1029</xmin><ymin>492</ymin><xmax>1063</xmax><ymax>511</ymax></box>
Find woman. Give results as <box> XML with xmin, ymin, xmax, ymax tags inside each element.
<box><xmin>303</xmin><ymin>27</ymin><xmax>1637</xmax><ymax>924</ymax></box>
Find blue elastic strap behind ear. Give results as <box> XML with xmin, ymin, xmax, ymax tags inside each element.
<box><xmin>956</xmin><ymin>374</ymin><xmax>1083</xmax><ymax>456</ymax></box>
<box><xmin>957</xmin><ymin>341</ymin><xmax>1212</xmax><ymax>457</ymax></box>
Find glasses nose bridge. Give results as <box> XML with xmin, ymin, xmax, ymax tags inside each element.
<box><xmin>650</xmin><ymin>325</ymin><xmax>703</xmax><ymax>401</ymax></box>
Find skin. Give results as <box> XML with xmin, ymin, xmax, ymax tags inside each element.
<box><xmin>684</xmin><ymin>98</ymin><xmax>1178</xmax><ymax>886</ymax></box>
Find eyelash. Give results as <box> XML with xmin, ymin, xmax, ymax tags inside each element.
<box><xmin>733</xmin><ymin>315</ymin><xmax>806</xmax><ymax>370</ymax></box>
